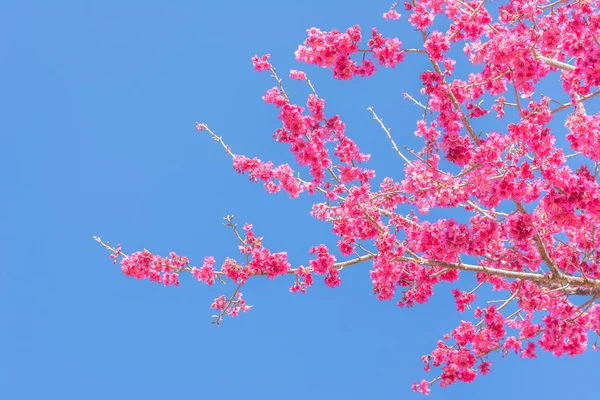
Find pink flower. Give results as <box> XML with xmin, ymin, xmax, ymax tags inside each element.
<box><xmin>309</xmin><ymin>244</ymin><xmax>336</xmax><ymax>275</ymax></box>
<box><xmin>211</xmin><ymin>295</ymin><xmax>227</xmax><ymax>310</ymax></box>
<box><xmin>221</xmin><ymin>258</ymin><xmax>249</xmax><ymax>284</ymax></box>
<box><xmin>452</xmin><ymin>289</ymin><xmax>476</xmax><ymax>312</ymax></box>
<box><xmin>109</xmin><ymin>244</ymin><xmax>122</xmax><ymax>264</ymax></box>
<box><xmin>251</xmin><ymin>54</ymin><xmax>272</xmax><ymax>72</ymax></box>
<box><xmin>191</xmin><ymin>256</ymin><xmax>216</xmax><ymax>285</ymax></box>
<box><xmin>289</xmin><ymin>69</ymin><xmax>307</xmax><ymax>80</ymax></box>
<box><xmin>383</xmin><ymin>9</ymin><xmax>401</xmax><ymax>20</ymax></box>
<box><xmin>120</xmin><ymin>250</ymin><xmax>185</xmax><ymax>287</ymax></box>
<box><xmin>248</xmin><ymin>248</ymin><xmax>291</xmax><ymax>279</ymax></box>
<box><xmin>565</xmin><ymin>109</ymin><xmax>600</xmax><ymax>161</ymax></box>
<box><xmin>412</xmin><ymin>380</ymin><xmax>430</xmax><ymax>395</ymax></box>
<box><xmin>307</xmin><ymin>94</ymin><xmax>325</xmax><ymax>121</ymax></box>
<box><xmin>424</xmin><ymin>31</ymin><xmax>450</xmax><ymax>62</ymax></box>
<box><xmin>369</xmin><ymin>28</ymin><xmax>405</xmax><ymax>68</ymax></box>
<box><xmin>355</xmin><ymin>59</ymin><xmax>376</xmax><ymax>77</ymax></box>
<box><xmin>479</xmin><ymin>361</ymin><xmax>491</xmax><ymax>375</ymax></box>
<box><xmin>324</xmin><ymin>268</ymin><xmax>341</xmax><ymax>288</ymax></box>
<box><xmin>263</xmin><ymin>87</ymin><xmax>288</xmax><ymax>108</ymax></box>
<box><xmin>521</xmin><ymin>342</ymin><xmax>537</xmax><ymax>359</ymax></box>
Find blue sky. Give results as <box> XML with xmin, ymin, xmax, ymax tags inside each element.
<box><xmin>1</xmin><ymin>0</ymin><xmax>598</xmax><ymax>399</ymax></box>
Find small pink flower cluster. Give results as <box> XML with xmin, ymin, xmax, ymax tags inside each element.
<box><xmin>233</xmin><ymin>155</ymin><xmax>303</xmax><ymax>198</ymax></box>
<box><xmin>109</xmin><ymin>244</ymin><xmax>122</xmax><ymax>264</ymax></box>
<box><xmin>565</xmin><ymin>109</ymin><xmax>600</xmax><ymax>161</ymax></box>
<box><xmin>236</xmin><ymin>223</ymin><xmax>291</xmax><ymax>280</ymax></box>
<box><xmin>368</xmin><ymin>28</ymin><xmax>405</xmax><ymax>68</ymax></box>
<box><xmin>211</xmin><ymin>292</ymin><xmax>252</xmax><ymax>318</ymax></box>
<box><xmin>383</xmin><ymin>9</ymin><xmax>401</xmax><ymax>20</ymax></box>
<box><xmin>309</xmin><ymin>244</ymin><xmax>341</xmax><ymax>288</ymax></box>
<box><xmin>294</xmin><ymin>25</ymin><xmax>407</xmax><ymax>79</ymax></box>
<box><xmin>290</xmin><ymin>266</ymin><xmax>314</xmax><ymax>294</ymax></box>
<box><xmin>251</xmin><ymin>54</ymin><xmax>271</xmax><ymax>72</ymax></box>
<box><xmin>120</xmin><ymin>250</ymin><xmax>189</xmax><ymax>287</ymax></box>
<box><xmin>289</xmin><ymin>69</ymin><xmax>307</xmax><ymax>80</ymax></box>
<box><xmin>452</xmin><ymin>289</ymin><xmax>476</xmax><ymax>312</ymax></box>
<box><xmin>191</xmin><ymin>256</ymin><xmax>216</xmax><ymax>285</ymax></box>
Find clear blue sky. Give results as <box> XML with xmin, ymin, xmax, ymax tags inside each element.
<box><xmin>1</xmin><ymin>1</ymin><xmax>597</xmax><ymax>399</ymax></box>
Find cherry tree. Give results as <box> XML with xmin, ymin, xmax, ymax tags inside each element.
<box><xmin>95</xmin><ymin>0</ymin><xmax>600</xmax><ymax>394</ymax></box>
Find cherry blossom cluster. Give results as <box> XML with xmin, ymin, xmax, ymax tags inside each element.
<box><xmin>98</xmin><ymin>0</ymin><xmax>600</xmax><ymax>394</ymax></box>
<box><xmin>293</xmin><ymin>24</ymin><xmax>409</xmax><ymax>79</ymax></box>
<box><xmin>119</xmin><ymin>249</ymin><xmax>188</xmax><ymax>287</ymax></box>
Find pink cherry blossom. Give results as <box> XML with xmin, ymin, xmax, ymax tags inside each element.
<box><xmin>191</xmin><ymin>256</ymin><xmax>216</xmax><ymax>285</ymax></box>
<box><xmin>383</xmin><ymin>9</ymin><xmax>401</xmax><ymax>20</ymax></box>
<box><xmin>251</xmin><ymin>54</ymin><xmax>272</xmax><ymax>72</ymax></box>
<box><xmin>289</xmin><ymin>69</ymin><xmax>307</xmax><ymax>80</ymax></box>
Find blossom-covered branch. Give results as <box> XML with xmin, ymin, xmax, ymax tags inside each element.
<box><xmin>97</xmin><ymin>0</ymin><xmax>600</xmax><ymax>394</ymax></box>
